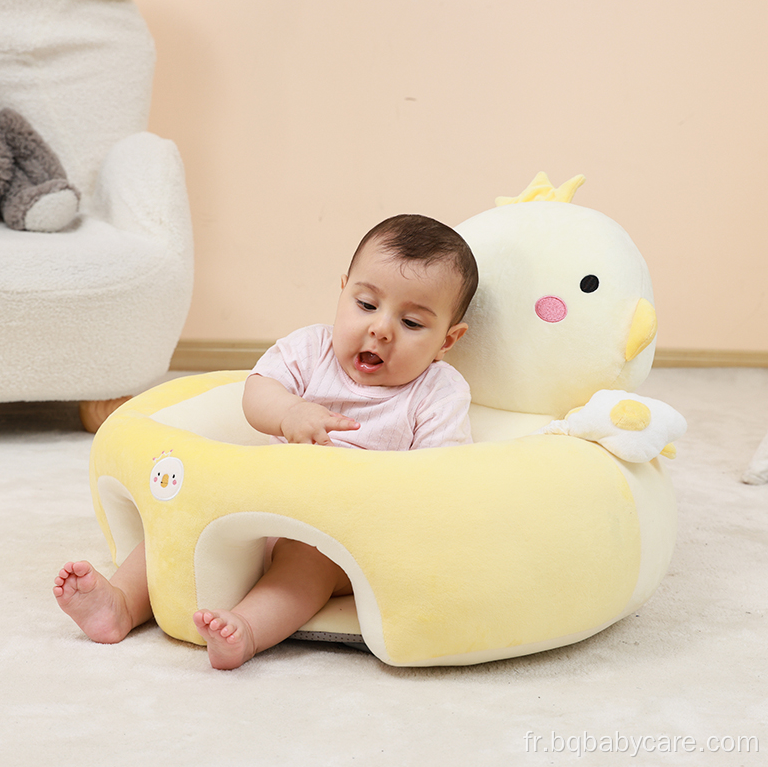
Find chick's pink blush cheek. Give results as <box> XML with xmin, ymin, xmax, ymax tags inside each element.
<box><xmin>535</xmin><ymin>295</ymin><xmax>567</xmax><ymax>323</ymax></box>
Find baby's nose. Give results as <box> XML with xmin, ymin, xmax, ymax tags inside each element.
<box><xmin>369</xmin><ymin>315</ymin><xmax>393</xmax><ymax>339</ymax></box>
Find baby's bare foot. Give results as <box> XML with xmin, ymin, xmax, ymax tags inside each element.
<box><xmin>193</xmin><ymin>609</ymin><xmax>258</xmax><ymax>670</ymax></box>
<box><xmin>53</xmin><ymin>561</ymin><xmax>132</xmax><ymax>644</ymax></box>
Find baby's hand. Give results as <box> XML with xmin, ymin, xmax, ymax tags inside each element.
<box><xmin>279</xmin><ymin>400</ymin><xmax>360</xmax><ymax>446</ymax></box>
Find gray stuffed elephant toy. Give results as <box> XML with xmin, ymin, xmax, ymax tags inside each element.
<box><xmin>0</xmin><ymin>107</ymin><xmax>80</xmax><ymax>232</ymax></box>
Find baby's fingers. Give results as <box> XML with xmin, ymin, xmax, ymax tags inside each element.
<box><xmin>327</xmin><ymin>413</ymin><xmax>360</xmax><ymax>432</ymax></box>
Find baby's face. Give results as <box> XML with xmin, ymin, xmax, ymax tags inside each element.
<box><xmin>332</xmin><ymin>238</ymin><xmax>467</xmax><ymax>387</ymax></box>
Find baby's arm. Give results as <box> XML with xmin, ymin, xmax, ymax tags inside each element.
<box><xmin>243</xmin><ymin>374</ymin><xmax>359</xmax><ymax>446</ymax></box>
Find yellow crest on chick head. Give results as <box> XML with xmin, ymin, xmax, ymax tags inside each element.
<box><xmin>495</xmin><ymin>172</ymin><xmax>586</xmax><ymax>207</ymax></box>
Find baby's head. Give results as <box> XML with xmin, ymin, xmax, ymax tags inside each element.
<box><xmin>333</xmin><ymin>214</ymin><xmax>478</xmax><ymax>387</ymax></box>
<box><xmin>347</xmin><ymin>214</ymin><xmax>478</xmax><ymax>327</ymax></box>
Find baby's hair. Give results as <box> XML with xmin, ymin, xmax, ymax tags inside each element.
<box><xmin>348</xmin><ymin>214</ymin><xmax>478</xmax><ymax>324</ymax></box>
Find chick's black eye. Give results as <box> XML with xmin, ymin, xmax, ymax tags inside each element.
<box><xmin>580</xmin><ymin>275</ymin><xmax>599</xmax><ymax>293</ymax></box>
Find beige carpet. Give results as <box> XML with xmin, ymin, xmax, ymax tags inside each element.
<box><xmin>1</xmin><ymin>368</ymin><xmax>766</xmax><ymax>766</ymax></box>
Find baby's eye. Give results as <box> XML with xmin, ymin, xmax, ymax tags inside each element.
<box><xmin>357</xmin><ymin>300</ymin><xmax>376</xmax><ymax>311</ymax></box>
<box><xmin>402</xmin><ymin>319</ymin><xmax>423</xmax><ymax>330</ymax></box>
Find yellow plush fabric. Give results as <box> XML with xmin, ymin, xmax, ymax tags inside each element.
<box><xmin>495</xmin><ymin>171</ymin><xmax>586</xmax><ymax>205</ymax></box>
<box><xmin>448</xmin><ymin>184</ymin><xmax>657</xmax><ymax>417</ymax></box>
<box><xmin>611</xmin><ymin>400</ymin><xmax>652</xmax><ymax>431</ymax></box>
<box><xmin>92</xmin><ymin>372</ymin><xmax>645</xmax><ymax>666</ymax></box>
<box><xmin>89</xmin><ymin>174</ymin><xmax>681</xmax><ymax>666</ymax></box>
<box><xmin>625</xmin><ymin>297</ymin><xmax>658</xmax><ymax>362</ymax></box>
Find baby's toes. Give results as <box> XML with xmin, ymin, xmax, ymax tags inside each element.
<box><xmin>219</xmin><ymin>622</ymin><xmax>238</xmax><ymax>640</ymax></box>
<box><xmin>193</xmin><ymin>610</ymin><xmax>211</xmax><ymax>629</ymax></box>
<box><xmin>55</xmin><ymin>569</ymin><xmax>74</xmax><ymax>590</ymax></box>
<box><xmin>207</xmin><ymin>616</ymin><xmax>225</xmax><ymax>632</ymax></box>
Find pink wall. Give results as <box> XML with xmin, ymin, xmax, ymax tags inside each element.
<box><xmin>135</xmin><ymin>0</ymin><xmax>768</xmax><ymax>354</ymax></box>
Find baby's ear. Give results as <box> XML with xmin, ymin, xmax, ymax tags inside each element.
<box><xmin>435</xmin><ymin>322</ymin><xmax>468</xmax><ymax>360</ymax></box>
<box><xmin>340</xmin><ymin>274</ymin><xmax>348</xmax><ymax>289</ymax></box>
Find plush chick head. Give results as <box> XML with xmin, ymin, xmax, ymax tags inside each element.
<box><xmin>449</xmin><ymin>174</ymin><xmax>656</xmax><ymax>417</ymax></box>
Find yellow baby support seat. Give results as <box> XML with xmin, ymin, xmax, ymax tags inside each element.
<box><xmin>90</xmin><ymin>174</ymin><xmax>684</xmax><ymax>666</ymax></box>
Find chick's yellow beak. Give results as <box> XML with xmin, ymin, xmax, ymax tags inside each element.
<box><xmin>625</xmin><ymin>298</ymin><xmax>657</xmax><ymax>361</ymax></box>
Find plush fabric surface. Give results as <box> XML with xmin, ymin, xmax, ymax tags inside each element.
<box><xmin>90</xmin><ymin>372</ymin><xmax>665</xmax><ymax>666</ymax></box>
<box><xmin>0</xmin><ymin>107</ymin><xmax>81</xmax><ymax>232</ymax></box>
<box><xmin>0</xmin><ymin>133</ymin><xmax>193</xmax><ymax>402</ymax></box>
<box><xmin>2</xmin><ymin>368</ymin><xmax>765</xmax><ymax>763</ymax></box>
<box><xmin>0</xmin><ymin>0</ymin><xmax>154</xmax><ymax>196</ymax></box>
<box><xmin>539</xmin><ymin>389</ymin><xmax>688</xmax><ymax>463</ymax></box>
<box><xmin>448</xmin><ymin>201</ymin><xmax>656</xmax><ymax>417</ymax></box>
<box><xmin>0</xmin><ymin>0</ymin><xmax>193</xmax><ymax>403</ymax></box>
<box><xmin>88</xmin><ymin>178</ymin><xmax>681</xmax><ymax>666</ymax></box>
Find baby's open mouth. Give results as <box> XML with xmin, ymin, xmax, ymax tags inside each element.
<box><xmin>355</xmin><ymin>351</ymin><xmax>383</xmax><ymax>372</ymax></box>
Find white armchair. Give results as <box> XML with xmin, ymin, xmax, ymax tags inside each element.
<box><xmin>0</xmin><ymin>0</ymin><xmax>193</xmax><ymax>430</ymax></box>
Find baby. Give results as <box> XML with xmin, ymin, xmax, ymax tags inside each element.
<box><xmin>54</xmin><ymin>213</ymin><xmax>478</xmax><ymax>669</ymax></box>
